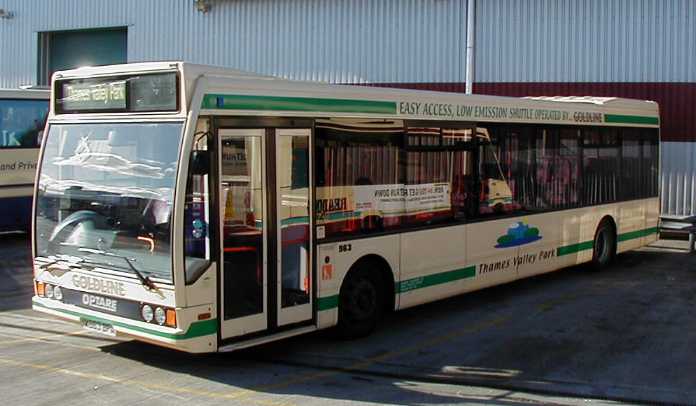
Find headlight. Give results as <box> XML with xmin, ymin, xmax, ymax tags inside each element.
<box><xmin>141</xmin><ymin>305</ymin><xmax>154</xmax><ymax>323</ymax></box>
<box><xmin>154</xmin><ymin>307</ymin><xmax>166</xmax><ymax>325</ymax></box>
<box><xmin>45</xmin><ymin>284</ymin><xmax>54</xmax><ymax>299</ymax></box>
<box><xmin>53</xmin><ymin>286</ymin><xmax>63</xmax><ymax>301</ymax></box>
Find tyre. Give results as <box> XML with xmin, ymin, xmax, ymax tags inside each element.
<box><xmin>335</xmin><ymin>266</ymin><xmax>383</xmax><ymax>339</ymax></box>
<box><xmin>591</xmin><ymin>221</ymin><xmax>616</xmax><ymax>270</ymax></box>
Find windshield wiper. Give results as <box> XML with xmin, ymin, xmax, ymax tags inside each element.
<box><xmin>78</xmin><ymin>247</ymin><xmax>158</xmax><ymax>291</ymax></box>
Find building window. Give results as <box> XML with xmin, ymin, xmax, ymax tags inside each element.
<box><xmin>37</xmin><ymin>27</ymin><xmax>127</xmax><ymax>86</ymax></box>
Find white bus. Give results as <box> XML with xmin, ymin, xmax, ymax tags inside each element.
<box><xmin>0</xmin><ymin>89</ymin><xmax>49</xmax><ymax>232</ymax></box>
<box><xmin>32</xmin><ymin>62</ymin><xmax>659</xmax><ymax>353</ymax></box>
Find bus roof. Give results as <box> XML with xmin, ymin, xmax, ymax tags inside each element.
<box><xmin>51</xmin><ymin>62</ymin><xmax>660</xmax><ymax>127</ymax></box>
<box><xmin>0</xmin><ymin>88</ymin><xmax>50</xmax><ymax>99</ymax></box>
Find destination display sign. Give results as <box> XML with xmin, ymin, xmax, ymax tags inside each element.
<box><xmin>61</xmin><ymin>79</ymin><xmax>126</xmax><ymax>111</ymax></box>
<box><xmin>57</xmin><ymin>72</ymin><xmax>178</xmax><ymax>113</ymax></box>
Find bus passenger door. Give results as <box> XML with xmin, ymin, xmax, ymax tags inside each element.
<box><xmin>217</xmin><ymin>127</ymin><xmax>313</xmax><ymax>341</ymax></box>
<box><xmin>275</xmin><ymin>129</ymin><xmax>312</xmax><ymax>326</ymax></box>
<box><xmin>218</xmin><ymin>129</ymin><xmax>268</xmax><ymax>338</ymax></box>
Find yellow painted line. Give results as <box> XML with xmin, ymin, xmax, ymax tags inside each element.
<box><xmin>0</xmin><ymin>312</ymin><xmax>75</xmax><ymax>325</ymax></box>
<box><xmin>0</xmin><ymin>357</ymin><xmax>295</xmax><ymax>406</ymax></box>
<box><xmin>0</xmin><ymin>312</ymin><xmax>510</xmax><ymax>403</ymax></box>
<box><xmin>5</xmin><ymin>316</ymin><xmax>511</xmax><ymax>402</ymax></box>
<box><xmin>0</xmin><ymin>331</ymin><xmax>102</xmax><ymax>353</ymax></box>
<box><xmin>0</xmin><ymin>329</ymin><xmax>89</xmax><ymax>346</ymax></box>
<box><xmin>0</xmin><ymin>331</ymin><xmax>103</xmax><ymax>353</ymax></box>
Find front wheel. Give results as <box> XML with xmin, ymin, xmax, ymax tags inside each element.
<box><xmin>335</xmin><ymin>267</ymin><xmax>383</xmax><ymax>339</ymax></box>
<box><xmin>591</xmin><ymin>222</ymin><xmax>616</xmax><ymax>270</ymax></box>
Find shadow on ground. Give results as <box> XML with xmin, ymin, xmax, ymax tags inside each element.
<box><xmin>0</xmin><ymin>233</ymin><xmax>33</xmax><ymax>312</ymax></box>
<box><xmin>99</xmin><ymin>243</ymin><xmax>696</xmax><ymax>405</ymax></box>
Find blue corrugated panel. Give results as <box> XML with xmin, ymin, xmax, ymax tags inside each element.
<box><xmin>476</xmin><ymin>0</ymin><xmax>696</xmax><ymax>83</ymax></box>
<box><xmin>0</xmin><ymin>0</ymin><xmax>469</xmax><ymax>88</ymax></box>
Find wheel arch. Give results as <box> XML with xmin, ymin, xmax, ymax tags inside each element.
<box><xmin>594</xmin><ymin>214</ymin><xmax>618</xmax><ymax>260</ymax></box>
<box><xmin>596</xmin><ymin>215</ymin><xmax>617</xmax><ymax>241</ymax></box>
<box><xmin>339</xmin><ymin>254</ymin><xmax>396</xmax><ymax>313</ymax></box>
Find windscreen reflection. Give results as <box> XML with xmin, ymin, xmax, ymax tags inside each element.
<box><xmin>35</xmin><ymin>122</ymin><xmax>183</xmax><ymax>282</ymax></box>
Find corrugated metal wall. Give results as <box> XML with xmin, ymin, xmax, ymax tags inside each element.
<box><xmin>661</xmin><ymin>142</ymin><xmax>696</xmax><ymax>216</ymax></box>
<box><xmin>3</xmin><ymin>0</ymin><xmax>695</xmax><ymax>215</ymax></box>
<box><xmin>5</xmin><ymin>0</ymin><xmax>694</xmax><ymax>86</ymax></box>
<box><xmin>0</xmin><ymin>0</ymin><xmax>469</xmax><ymax>88</ymax></box>
<box><xmin>476</xmin><ymin>0</ymin><xmax>696</xmax><ymax>83</ymax></box>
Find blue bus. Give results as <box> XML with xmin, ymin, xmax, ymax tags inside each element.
<box><xmin>0</xmin><ymin>89</ymin><xmax>49</xmax><ymax>232</ymax></box>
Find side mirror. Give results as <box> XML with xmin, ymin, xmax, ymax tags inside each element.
<box><xmin>190</xmin><ymin>150</ymin><xmax>210</xmax><ymax>175</ymax></box>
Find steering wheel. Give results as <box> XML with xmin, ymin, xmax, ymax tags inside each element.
<box><xmin>48</xmin><ymin>210</ymin><xmax>105</xmax><ymax>248</ymax></box>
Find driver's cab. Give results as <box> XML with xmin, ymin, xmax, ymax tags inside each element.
<box><xmin>32</xmin><ymin>62</ymin><xmax>316</xmax><ymax>353</ymax></box>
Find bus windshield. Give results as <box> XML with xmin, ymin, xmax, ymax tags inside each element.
<box><xmin>35</xmin><ymin>122</ymin><xmax>183</xmax><ymax>282</ymax></box>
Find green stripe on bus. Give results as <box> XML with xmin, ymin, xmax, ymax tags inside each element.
<box><xmin>557</xmin><ymin>241</ymin><xmax>594</xmax><ymax>256</ymax></box>
<box><xmin>318</xmin><ymin>266</ymin><xmax>476</xmax><ymax>310</ymax></box>
<box><xmin>280</xmin><ymin>216</ymin><xmax>309</xmax><ymax>226</ymax></box>
<box><xmin>604</xmin><ymin>114</ymin><xmax>659</xmax><ymax>125</ymax></box>
<box><xmin>557</xmin><ymin>226</ymin><xmax>658</xmax><ymax>256</ymax></box>
<box><xmin>618</xmin><ymin>226</ymin><xmax>658</xmax><ymax>242</ymax></box>
<box><xmin>397</xmin><ymin>266</ymin><xmax>476</xmax><ymax>293</ymax></box>
<box><xmin>202</xmin><ymin>94</ymin><xmax>397</xmax><ymax>115</ymax></box>
<box><xmin>317</xmin><ymin>295</ymin><xmax>339</xmax><ymax>311</ymax></box>
<box><xmin>33</xmin><ymin>301</ymin><xmax>217</xmax><ymax>340</ymax></box>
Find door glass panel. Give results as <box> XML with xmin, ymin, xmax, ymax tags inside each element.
<box><xmin>221</xmin><ymin>133</ymin><xmax>265</xmax><ymax>320</ymax></box>
<box><xmin>277</xmin><ymin>134</ymin><xmax>310</xmax><ymax>308</ymax></box>
<box><xmin>184</xmin><ymin>119</ymin><xmax>211</xmax><ymax>283</ymax></box>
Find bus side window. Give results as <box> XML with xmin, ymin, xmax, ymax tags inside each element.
<box><xmin>0</xmin><ymin>99</ymin><xmax>48</xmax><ymax>149</ymax></box>
<box><xmin>315</xmin><ymin>119</ymin><xmax>402</xmax><ymax>237</ymax></box>
<box><xmin>404</xmin><ymin>126</ymin><xmax>474</xmax><ymax>224</ymax></box>
<box><xmin>476</xmin><ymin>126</ymin><xmax>522</xmax><ymax>217</ymax></box>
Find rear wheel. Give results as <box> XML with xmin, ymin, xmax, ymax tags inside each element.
<box><xmin>336</xmin><ymin>266</ymin><xmax>383</xmax><ymax>339</ymax></box>
<box><xmin>591</xmin><ymin>221</ymin><xmax>616</xmax><ymax>270</ymax></box>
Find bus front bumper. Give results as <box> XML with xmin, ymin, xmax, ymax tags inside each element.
<box><xmin>32</xmin><ymin>296</ymin><xmax>218</xmax><ymax>353</ymax></box>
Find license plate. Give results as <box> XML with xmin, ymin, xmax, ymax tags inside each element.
<box><xmin>82</xmin><ymin>319</ymin><xmax>116</xmax><ymax>336</ymax></box>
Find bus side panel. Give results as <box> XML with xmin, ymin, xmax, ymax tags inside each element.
<box><xmin>316</xmin><ymin>234</ymin><xmax>400</xmax><ymax>329</ymax></box>
<box><xmin>515</xmin><ymin>212</ymin><xmax>564</xmax><ymax>278</ymax></box>
<box><xmin>0</xmin><ymin>148</ymin><xmax>39</xmax><ymax>187</ymax></box>
<box><xmin>398</xmin><ymin>224</ymin><xmax>473</xmax><ymax>310</ymax></box>
<box><xmin>558</xmin><ymin>207</ymin><xmax>585</xmax><ymax>268</ymax></box>
<box><xmin>557</xmin><ymin>205</ymin><xmax>618</xmax><ymax>266</ymax></box>
<box><xmin>617</xmin><ymin>200</ymin><xmax>647</xmax><ymax>254</ymax></box>
<box><xmin>0</xmin><ymin>147</ymin><xmax>38</xmax><ymax>231</ymax></box>
<box><xmin>578</xmin><ymin>205</ymin><xmax>618</xmax><ymax>263</ymax></box>
<box><xmin>465</xmin><ymin>218</ymin><xmax>520</xmax><ymax>292</ymax></box>
<box><xmin>642</xmin><ymin>198</ymin><xmax>659</xmax><ymax>246</ymax></box>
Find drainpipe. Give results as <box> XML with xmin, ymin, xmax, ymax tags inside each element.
<box><xmin>465</xmin><ymin>0</ymin><xmax>476</xmax><ymax>94</ymax></box>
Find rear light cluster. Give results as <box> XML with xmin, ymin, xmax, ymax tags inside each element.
<box><xmin>140</xmin><ymin>304</ymin><xmax>176</xmax><ymax>328</ymax></box>
<box><xmin>36</xmin><ymin>281</ymin><xmax>63</xmax><ymax>301</ymax></box>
